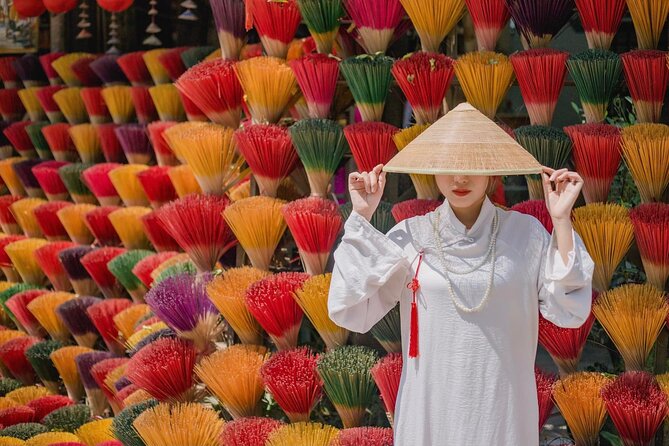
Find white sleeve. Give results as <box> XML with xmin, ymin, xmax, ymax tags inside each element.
<box><xmin>537</xmin><ymin>224</ymin><xmax>595</xmax><ymax>329</ymax></box>
<box><xmin>328</xmin><ymin>211</ymin><xmax>412</xmax><ymax>333</ymax></box>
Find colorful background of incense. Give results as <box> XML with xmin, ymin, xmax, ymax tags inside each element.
<box><xmin>0</xmin><ymin>2</ymin><xmax>665</xmax><ymax>446</ymax></box>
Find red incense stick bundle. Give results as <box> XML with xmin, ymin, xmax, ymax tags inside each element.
<box><xmin>335</xmin><ymin>427</ymin><xmax>394</xmax><ymax>446</ymax></box>
<box><xmin>117</xmin><ymin>52</ymin><xmax>152</xmax><ymax>87</ymax></box>
<box><xmin>0</xmin><ymin>235</ymin><xmax>26</xmax><ymax>281</ymax></box>
<box><xmin>371</xmin><ymin>353</ymin><xmax>402</xmax><ymax>426</ymax></box>
<box><xmin>84</xmin><ymin>206</ymin><xmax>122</xmax><ymax>247</ymax></box>
<box><xmin>629</xmin><ymin>203</ymin><xmax>669</xmax><ymax>291</ymax></box>
<box><xmin>344</xmin><ymin>122</ymin><xmax>399</xmax><ymax>173</ymax></box>
<box><xmin>464</xmin><ymin>0</ymin><xmax>510</xmax><ymax>51</ymax></box>
<box><xmin>34</xmin><ymin>241</ymin><xmax>76</xmax><ymax>291</ymax></box>
<box><xmin>621</xmin><ymin>50</ymin><xmax>669</xmax><ymax>124</ymax></box>
<box><xmin>5</xmin><ymin>121</ymin><xmax>37</xmax><ymax>158</ymax></box>
<box><xmin>392</xmin><ymin>52</ymin><xmax>455</xmax><ymax>124</ymax></box>
<box><xmin>220</xmin><ymin>417</ymin><xmax>283</xmax><ymax>446</ymax></box>
<box><xmin>39</xmin><ymin>52</ymin><xmax>65</xmax><ymax>86</ymax></box>
<box><xmin>158</xmin><ymin>47</ymin><xmax>189</xmax><ymax>82</ymax></box>
<box><xmin>80</xmin><ymin>87</ymin><xmax>111</xmax><ymax>125</ymax></box>
<box><xmin>140</xmin><ymin>211</ymin><xmax>181</xmax><ymax>253</ymax></box>
<box><xmin>35</xmin><ymin>85</ymin><xmax>66</xmax><ymax>123</ymax></box>
<box><xmin>536</xmin><ymin>367</ymin><xmax>557</xmax><ymax>430</ymax></box>
<box><xmin>0</xmin><ymin>88</ymin><xmax>26</xmax><ymax>122</ymax></box>
<box><xmin>391</xmin><ymin>199</ymin><xmax>442</xmax><ymax>223</ymax></box>
<box><xmin>90</xmin><ymin>357</ymin><xmax>128</xmax><ymax>413</ymax></box>
<box><xmin>343</xmin><ymin>0</ymin><xmax>405</xmax><ymax>54</ymax></box>
<box><xmin>81</xmin><ymin>163</ymin><xmax>122</xmax><ymax>206</ymax></box>
<box><xmin>136</xmin><ymin>166</ymin><xmax>178</xmax><ymax>210</ymax></box>
<box><xmin>234</xmin><ymin>124</ymin><xmax>300</xmax><ymax>198</ymax></box>
<box><xmin>71</xmin><ymin>57</ymin><xmax>102</xmax><ymax>87</ymax></box>
<box><xmin>147</xmin><ymin>122</ymin><xmax>178</xmax><ymax>167</ymax></box>
<box><xmin>5</xmin><ymin>290</ymin><xmax>48</xmax><ymax>337</ymax></box>
<box><xmin>32</xmin><ymin>201</ymin><xmax>71</xmax><ymax>241</ymax></box>
<box><xmin>289</xmin><ymin>54</ymin><xmax>339</xmax><ymax>119</ymax></box>
<box><xmin>32</xmin><ymin>161</ymin><xmax>70</xmax><ymax>201</ymax></box>
<box><xmin>175</xmin><ymin>59</ymin><xmax>243</xmax><ymax>129</ymax></box>
<box><xmin>249</xmin><ymin>0</ymin><xmax>302</xmax><ymax>59</ymax></box>
<box><xmin>575</xmin><ymin>0</ymin><xmax>626</xmax><ymax>50</ymax></box>
<box><xmin>0</xmin><ymin>336</ymin><xmax>39</xmax><ymax>384</ymax></box>
<box><xmin>132</xmin><ymin>251</ymin><xmax>179</xmax><ymax>288</ymax></box>
<box><xmin>87</xmin><ymin>299</ymin><xmax>133</xmax><ymax>355</ymax></box>
<box><xmin>95</xmin><ymin>124</ymin><xmax>126</xmax><ymax>164</ymax></box>
<box><xmin>0</xmin><ymin>56</ymin><xmax>19</xmax><ymax>88</ymax></box>
<box><xmin>564</xmin><ymin>123</ymin><xmax>621</xmax><ymax>204</ymax></box>
<box><xmin>80</xmin><ymin>247</ymin><xmax>127</xmax><ymax>299</ymax></box>
<box><xmin>130</xmin><ymin>87</ymin><xmax>159</xmax><ymax>125</ymax></box>
<box><xmin>42</xmin><ymin>123</ymin><xmax>78</xmax><ymax>163</ymax></box>
<box><xmin>0</xmin><ymin>196</ymin><xmax>21</xmax><ymax>235</ymax></box>
<box><xmin>510</xmin><ymin>49</ymin><xmax>569</xmax><ymax>126</ymax></box>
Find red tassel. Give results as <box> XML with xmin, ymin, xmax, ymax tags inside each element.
<box><xmin>409</xmin><ymin>301</ymin><xmax>419</xmax><ymax>358</ymax></box>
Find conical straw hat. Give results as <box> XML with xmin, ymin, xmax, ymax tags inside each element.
<box><xmin>383</xmin><ymin>103</ymin><xmax>543</xmax><ymax>176</ymax></box>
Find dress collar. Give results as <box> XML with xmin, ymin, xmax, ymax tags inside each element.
<box><xmin>435</xmin><ymin>195</ymin><xmax>496</xmax><ymax>237</ymax></box>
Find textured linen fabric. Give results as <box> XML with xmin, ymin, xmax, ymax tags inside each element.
<box><xmin>328</xmin><ymin>197</ymin><xmax>595</xmax><ymax>445</ymax></box>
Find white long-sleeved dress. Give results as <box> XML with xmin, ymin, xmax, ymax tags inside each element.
<box><xmin>328</xmin><ymin>197</ymin><xmax>595</xmax><ymax>445</ymax></box>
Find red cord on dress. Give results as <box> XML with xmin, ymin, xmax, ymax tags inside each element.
<box><xmin>408</xmin><ymin>250</ymin><xmax>424</xmax><ymax>358</ymax></box>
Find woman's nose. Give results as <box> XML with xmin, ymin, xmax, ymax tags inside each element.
<box><xmin>453</xmin><ymin>175</ymin><xmax>469</xmax><ymax>184</ymax></box>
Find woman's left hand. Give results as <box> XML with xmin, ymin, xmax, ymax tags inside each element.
<box><xmin>541</xmin><ymin>166</ymin><xmax>583</xmax><ymax>221</ymax></box>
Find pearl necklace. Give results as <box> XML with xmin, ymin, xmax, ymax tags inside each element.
<box><xmin>432</xmin><ymin>209</ymin><xmax>500</xmax><ymax>313</ymax></box>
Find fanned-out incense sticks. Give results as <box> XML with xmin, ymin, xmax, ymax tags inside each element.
<box><xmin>117</xmin><ymin>52</ymin><xmax>152</xmax><ymax>87</ymax></box>
<box><xmin>18</xmin><ymin>88</ymin><xmax>46</xmax><ymax>122</ymax></box>
<box><xmin>143</xmin><ymin>49</ymin><xmax>171</xmax><ymax>85</ymax></box>
<box><xmin>115</xmin><ymin>125</ymin><xmax>153</xmax><ymax>165</ymax></box>
<box><xmin>80</xmin><ymin>247</ymin><xmax>127</xmax><ymax>299</ymax></box>
<box><xmin>510</xmin><ymin>49</ymin><xmax>569</xmax><ymax>126</ymax></box>
<box><xmin>392</xmin><ymin>52</ymin><xmax>454</xmax><ymax>125</ymax></box>
<box><xmin>505</xmin><ymin>0</ymin><xmax>575</xmax><ymax>49</ymax></box>
<box><xmin>131</xmin><ymin>87</ymin><xmax>159</xmax><ymax>125</ymax></box>
<box><xmin>0</xmin><ymin>89</ymin><xmax>25</xmax><ymax>122</ymax></box>
<box><xmin>40</xmin><ymin>52</ymin><xmax>65</xmax><ymax>86</ymax></box>
<box><xmin>464</xmin><ymin>0</ymin><xmax>510</xmax><ymax>51</ymax></box>
<box><xmin>249</xmin><ymin>0</ymin><xmax>302</xmax><ymax>59</ymax></box>
<box><xmin>234</xmin><ymin>57</ymin><xmax>298</xmax><ymax>124</ymax></box>
<box><xmin>84</xmin><ymin>206</ymin><xmax>122</xmax><ymax>247</ymax></box>
<box><xmin>57</xmin><ymin>204</ymin><xmax>96</xmax><ymax>245</ymax></box>
<box><xmin>26</xmin><ymin>123</ymin><xmax>54</xmax><ymax>160</ymax></box>
<box><xmin>27</xmin><ymin>292</ymin><xmax>77</xmax><ymax>342</ymax></box>
<box><xmin>80</xmin><ymin>87</ymin><xmax>111</xmax><ymax>124</ymax></box>
<box><xmin>0</xmin><ymin>336</ymin><xmax>39</xmax><ymax>385</ymax></box>
<box><xmin>344</xmin><ymin>122</ymin><xmax>399</xmax><ymax>173</ymax></box>
<box><xmin>96</xmin><ymin>124</ymin><xmax>126</xmax><ymax>164</ymax></box>
<box><xmin>343</xmin><ymin>0</ymin><xmax>403</xmax><ymax>54</ymax></box>
<box><xmin>0</xmin><ymin>158</ymin><xmax>27</xmax><ymax>197</ymax></box>
<box><xmin>620</xmin><ymin>123</ymin><xmax>669</xmax><ymax>203</ymax></box>
<box><xmin>42</xmin><ymin>124</ymin><xmax>78</xmax><ymax>163</ymax></box>
<box><xmin>621</xmin><ymin>50</ymin><xmax>669</xmax><ymax>124</ymax></box>
<box><xmin>12</xmin><ymin>159</ymin><xmax>45</xmax><ymax>198</ymax></box>
<box><xmin>87</xmin><ymin>299</ymin><xmax>133</xmax><ymax>355</ymax></box>
<box><xmin>55</xmin><ymin>296</ymin><xmax>101</xmax><ymax>348</ymax></box>
<box><xmin>58</xmin><ymin>246</ymin><xmax>99</xmax><ymax>296</ymax></box>
<box><xmin>220</xmin><ymin>417</ymin><xmax>283</xmax><ymax>446</ymax></box>
<box><xmin>108</xmin><ymin>164</ymin><xmax>150</xmax><ymax>207</ymax></box>
<box><xmin>148</xmin><ymin>85</ymin><xmax>185</xmax><ymax>122</ymax></box>
<box><xmin>334</xmin><ymin>427</ymin><xmax>394</xmax><ymax>446</ymax></box>
<box><xmin>10</xmin><ymin>198</ymin><xmax>46</xmax><ymax>237</ymax></box>
<box><xmin>626</xmin><ymin>0</ymin><xmax>669</xmax><ymax>50</ymax></box>
<box><xmin>68</xmin><ymin>124</ymin><xmax>103</xmax><ymax>164</ymax></box>
<box><xmin>567</xmin><ymin>50</ymin><xmax>622</xmax><ymax>123</ymax></box>
<box><xmin>266</xmin><ymin>422</ymin><xmax>339</xmax><ymax>446</ymax></box>
<box><xmin>340</xmin><ymin>54</ymin><xmax>393</xmax><ymax>122</ymax></box>
<box><xmin>132</xmin><ymin>402</ymin><xmax>224</xmax><ymax>446</ymax></box>
<box><xmin>136</xmin><ymin>166</ymin><xmax>178</xmax><ymax>209</ymax></box>
<box><xmin>454</xmin><ymin>51</ymin><xmax>515</xmax><ymax>120</ymax></box>
<box><xmin>0</xmin><ymin>57</ymin><xmax>19</xmax><ymax>89</ymax></box>
<box><xmin>35</xmin><ymin>86</ymin><xmax>65</xmax><ymax>123</ymax></box>
<box><xmin>109</xmin><ymin>206</ymin><xmax>152</xmax><ymax>250</ymax></box>
<box><xmin>5</xmin><ymin>122</ymin><xmax>37</xmax><ymax>158</ymax></box>
<box><xmin>564</xmin><ymin>123</ymin><xmax>621</xmax><ymax>204</ymax></box>
<box><xmin>575</xmin><ymin>0</ymin><xmax>626</xmax><ymax>50</ymax></box>
<box><xmin>52</xmin><ymin>88</ymin><xmax>87</xmax><ymax>125</ymax></box>
<box><xmin>398</xmin><ymin>0</ymin><xmax>465</xmax><ymax>52</ymax></box>
<box><xmin>81</xmin><ymin>163</ymin><xmax>121</xmax><ymax>206</ymax></box>
<box><xmin>140</xmin><ymin>211</ymin><xmax>181</xmax><ymax>253</ymax></box>
<box><xmin>34</xmin><ymin>241</ymin><xmax>76</xmax><ymax>291</ymax></box>
<box><xmin>392</xmin><ymin>199</ymin><xmax>442</xmax><ymax>222</ymax></box>
<box><xmin>371</xmin><ymin>353</ymin><xmax>402</xmax><ymax>426</ymax></box>
<box><xmin>289</xmin><ymin>54</ymin><xmax>339</xmax><ymax>120</ymax></box>
<box><xmin>629</xmin><ymin>203</ymin><xmax>669</xmax><ymax>291</ymax></box>
<box><xmin>147</xmin><ymin>122</ymin><xmax>178</xmax><ymax>167</ymax></box>
<box><xmin>157</xmin><ymin>48</ymin><xmax>188</xmax><ymax>83</ymax></box>
<box><xmin>210</xmin><ymin>0</ymin><xmax>245</xmax><ymax>60</ymax></box>
<box><xmin>536</xmin><ymin>367</ymin><xmax>557</xmax><ymax>430</ymax></box>
<box><xmin>89</xmin><ymin>55</ymin><xmax>128</xmax><ymax>86</ymax></box>
<box><xmin>101</xmin><ymin>86</ymin><xmax>135</xmax><ymax>124</ymax></box>
<box><xmin>5</xmin><ymin>290</ymin><xmax>48</xmax><ymax>338</ymax></box>
<box><xmin>59</xmin><ymin>163</ymin><xmax>96</xmax><ymax>204</ymax></box>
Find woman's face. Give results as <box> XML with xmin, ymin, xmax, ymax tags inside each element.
<box><xmin>435</xmin><ymin>175</ymin><xmax>490</xmax><ymax>209</ymax></box>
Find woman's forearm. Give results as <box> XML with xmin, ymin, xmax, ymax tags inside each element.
<box><xmin>552</xmin><ymin>217</ymin><xmax>575</xmax><ymax>266</ymax></box>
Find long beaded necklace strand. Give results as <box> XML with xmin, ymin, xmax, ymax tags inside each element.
<box><xmin>432</xmin><ymin>209</ymin><xmax>500</xmax><ymax>313</ymax></box>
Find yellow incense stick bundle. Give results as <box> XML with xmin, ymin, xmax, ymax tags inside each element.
<box><xmin>57</xmin><ymin>203</ymin><xmax>96</xmax><ymax>245</ymax></box>
<box><xmin>5</xmin><ymin>238</ymin><xmax>48</xmax><ymax>284</ymax></box>
<box><xmin>101</xmin><ymin>86</ymin><xmax>136</xmax><ymax>124</ymax></box>
<box><xmin>108</xmin><ymin>164</ymin><xmax>150</xmax><ymax>207</ymax></box>
<box><xmin>620</xmin><ymin>123</ymin><xmax>669</xmax><ymax>203</ymax></box>
<box><xmin>68</xmin><ymin>124</ymin><xmax>103</xmax><ymax>163</ymax></box>
<box><xmin>133</xmin><ymin>402</ymin><xmax>224</xmax><ymax>446</ymax></box>
<box><xmin>27</xmin><ymin>291</ymin><xmax>77</xmax><ymax>342</ymax></box>
<box><xmin>167</xmin><ymin>165</ymin><xmax>203</xmax><ymax>198</ymax></box>
<box><xmin>109</xmin><ymin>206</ymin><xmax>152</xmax><ymax>250</ymax></box>
<box><xmin>393</xmin><ymin>124</ymin><xmax>439</xmax><ymax>199</ymax></box>
<box><xmin>53</xmin><ymin>87</ymin><xmax>87</xmax><ymax>125</ymax></box>
<box><xmin>10</xmin><ymin>198</ymin><xmax>46</xmax><ymax>237</ymax></box>
<box><xmin>399</xmin><ymin>0</ymin><xmax>466</xmax><ymax>52</ymax></box>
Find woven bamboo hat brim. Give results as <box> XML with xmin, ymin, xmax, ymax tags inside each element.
<box><xmin>383</xmin><ymin>103</ymin><xmax>543</xmax><ymax>176</ymax></box>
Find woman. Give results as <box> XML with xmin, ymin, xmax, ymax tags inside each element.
<box><xmin>328</xmin><ymin>106</ymin><xmax>595</xmax><ymax>445</ymax></box>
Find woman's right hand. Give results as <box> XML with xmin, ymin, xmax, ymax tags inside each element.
<box><xmin>349</xmin><ymin>164</ymin><xmax>386</xmax><ymax>222</ymax></box>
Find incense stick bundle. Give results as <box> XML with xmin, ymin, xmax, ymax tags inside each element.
<box><xmin>317</xmin><ymin>345</ymin><xmax>378</xmax><ymax>428</ymax></box>
<box><xmin>0</xmin><ymin>196</ymin><xmax>21</xmax><ymax>235</ymax></box>
<box><xmin>25</xmin><ymin>123</ymin><xmax>54</xmax><ymax>161</ymax></box>
<box><xmin>392</xmin><ymin>52</ymin><xmax>454</xmax><ymax>125</ymax></box>
<box><xmin>143</xmin><ymin>50</ymin><xmax>171</xmax><ymax>86</ymax></box>
<box><xmin>195</xmin><ymin>344</ymin><xmax>268</xmax><ymax>418</ymax></box>
<box><xmin>95</xmin><ymin>124</ymin><xmax>125</xmax><ymax>164</ymax></box>
<box><xmin>132</xmin><ymin>251</ymin><xmax>178</xmax><ymax>289</ymax></box>
<box><xmin>235</xmin><ymin>124</ymin><xmax>298</xmax><ymax>197</ymax></box>
<box><xmin>567</xmin><ymin>50</ymin><xmax>622</xmax><ymax>123</ymax></box>
<box><xmin>89</xmin><ymin>55</ymin><xmax>128</xmax><ymax>87</ymax></box>
<box><xmin>132</xmin><ymin>402</ymin><xmax>223</xmax><ymax>446</ymax></box>
<box><xmin>87</xmin><ymin>299</ymin><xmax>132</xmax><ymax>355</ymax></box>
<box><xmin>245</xmin><ymin>272</ymin><xmax>309</xmax><ymax>350</ymax></box>
<box><xmin>12</xmin><ymin>159</ymin><xmax>46</xmax><ymax>198</ymax></box>
<box><xmin>289</xmin><ymin>55</ymin><xmax>338</xmax><ymax>120</ymax></box>
<box><xmin>621</xmin><ymin>50</ymin><xmax>668</xmax><ymax>124</ymax></box>
<box><xmin>34</xmin><ymin>241</ymin><xmax>76</xmax><ymax>291</ymax></box>
<box><xmin>50</xmin><ymin>53</ymin><xmax>93</xmax><ymax>88</ymax></box>
<box><xmin>594</xmin><ymin>284</ymin><xmax>668</xmax><ymax>371</ymax></box>
<box><xmin>0</xmin><ymin>89</ymin><xmax>25</xmax><ymax>122</ymax></box>
<box><xmin>572</xmin><ymin>204</ymin><xmax>634</xmax><ymax>292</ymax></box>
<box><xmin>0</xmin><ymin>158</ymin><xmax>27</xmax><ymax>197</ymax></box>
<box><xmin>55</xmin><ymin>296</ymin><xmax>101</xmax><ymax>348</ymax></box>
<box><xmin>108</xmin><ymin>207</ymin><xmax>152</xmax><ymax>250</ymax></box>
<box><xmin>5</xmin><ymin>290</ymin><xmax>47</xmax><ymax>338</ymax></box>
<box><xmin>392</xmin><ymin>199</ymin><xmax>442</xmax><ymax>222</ymax></box>
<box><xmin>80</xmin><ymin>247</ymin><xmax>127</xmax><ymax>299</ymax></box>
<box><xmin>165</xmin><ymin>123</ymin><xmax>246</xmax><ymax>196</ymax></box>
<box><xmin>0</xmin><ymin>237</ymin><xmax>26</xmax><ymax>282</ymax></box>
<box><xmin>41</xmin><ymin>124</ymin><xmax>78</xmax><ymax>162</ymax></box>
<box><xmin>282</xmin><ymin>197</ymin><xmax>343</xmax><ymax>275</ymax></box>
<box><xmin>58</xmin><ymin>246</ymin><xmax>99</xmax><ymax>296</ymax></box>
<box><xmin>84</xmin><ymin>206</ymin><xmax>122</xmax><ymax>246</ymax></box>
<box><xmin>536</xmin><ymin>367</ymin><xmax>557</xmax><ymax>430</ymax></box>
<box><xmin>630</xmin><ymin>203</ymin><xmax>669</xmax><ymax>290</ymax></box>
<box><xmin>398</xmin><ymin>0</ymin><xmax>465</xmax><ymax>52</ymax></box>
<box><xmin>249</xmin><ymin>0</ymin><xmax>302</xmax><ymax>59</ymax></box>
<box><xmin>0</xmin><ymin>57</ymin><xmax>19</xmax><ymax>89</ymax></box>
<box><xmin>117</xmin><ymin>52</ymin><xmax>152</xmax><ymax>87</ymax></box>
<box><xmin>111</xmin><ymin>399</ymin><xmax>158</xmax><ymax>446</ymax></box>
<box><xmin>136</xmin><ymin>167</ymin><xmax>177</xmax><ymax>210</ymax></box>
<box><xmin>4</xmin><ymin>121</ymin><xmax>38</xmax><ymax>158</ymax></box>
<box><xmin>101</xmin><ymin>86</ymin><xmax>135</xmax><ymax>125</ymax></box>
<box><xmin>56</xmin><ymin>204</ymin><xmax>95</xmax><ymax>245</ymax></box>
<box><xmin>80</xmin><ymin>87</ymin><xmax>111</xmax><ymax>125</ymax></box>
<box><xmin>575</xmin><ymin>0</ymin><xmax>626</xmax><ymax>50</ymax></box>
<box><xmin>17</xmin><ymin>88</ymin><xmax>47</xmax><ymax>122</ymax></box>
<box><xmin>157</xmin><ymin>48</ymin><xmax>188</xmax><ymax>83</ymax></box>
<box><xmin>167</xmin><ymin>167</ymin><xmax>202</xmax><ymax>199</ymax></box>
<box><xmin>564</xmin><ymin>123</ymin><xmax>621</xmax><ymax>204</ymax></box>
<box><xmin>209</xmin><ymin>0</ymin><xmax>245</xmax><ymax>61</ymax></box>
<box><xmin>343</xmin><ymin>0</ymin><xmax>402</xmax><ymax>54</ymax></box>
<box><xmin>140</xmin><ymin>211</ymin><xmax>181</xmax><ymax>253</ymax></box>
<box><xmin>58</xmin><ymin>163</ymin><xmax>95</xmax><ymax>204</ymax></box>
<box><xmin>81</xmin><ymin>163</ymin><xmax>121</xmax><ymax>206</ymax></box>
<box><xmin>130</xmin><ymin>87</ymin><xmax>159</xmax><ymax>125</ymax></box>
<box><xmin>74</xmin><ymin>350</ymin><xmax>113</xmax><ymax>416</ymax></box>
<box><xmin>234</xmin><ymin>57</ymin><xmax>298</xmax><ymax>124</ymax></box>
<box><xmin>344</xmin><ymin>122</ymin><xmax>399</xmax><ymax>173</ymax></box>
<box><xmin>113</xmin><ymin>303</ymin><xmax>151</xmax><ymax>340</ymax></box>
<box><xmin>147</xmin><ymin>122</ymin><xmax>178</xmax><ymax>167</ymax></box>
<box><xmin>223</xmin><ymin>196</ymin><xmax>287</xmax><ymax>270</ymax></box>
<box><xmin>114</xmin><ymin>125</ymin><xmax>153</xmax><ymax>165</ymax></box>
<box><xmin>175</xmin><ymin>59</ymin><xmax>243</xmax><ymax>128</ymax></box>
<box><xmin>108</xmin><ymin>165</ymin><xmax>150</xmax><ymax>207</ymax></box>
<box><xmin>220</xmin><ymin>417</ymin><xmax>283</xmax><ymax>446</ymax></box>
<box><xmin>33</xmin><ymin>201</ymin><xmax>72</xmax><ymax>242</ymax></box>
<box><xmin>27</xmin><ymin>292</ymin><xmax>76</xmax><ymax>342</ymax></box>
<box><xmin>34</xmin><ymin>85</ymin><xmax>65</xmax><ymax>123</ymax></box>
<box><xmin>266</xmin><ymin>422</ymin><xmax>338</xmax><ymax>446</ymax></box>
<box><xmin>620</xmin><ymin>123</ymin><xmax>669</xmax><ymax>203</ymax></box>
<box><xmin>148</xmin><ymin>85</ymin><xmax>185</xmax><ymax>122</ymax></box>
<box><xmin>454</xmin><ymin>51</ymin><xmax>515</xmax><ymax>119</ymax></box>
<box><xmin>464</xmin><ymin>0</ymin><xmax>510</xmax><ymax>51</ymax></box>
<box><xmin>4</xmin><ymin>238</ymin><xmax>48</xmax><ymax>285</ymax></box>
<box><xmin>515</xmin><ymin>126</ymin><xmax>572</xmax><ymax>200</ymax></box>
<box><xmin>68</xmin><ymin>124</ymin><xmax>103</xmax><ymax>164</ymax></box>
<box><xmin>393</xmin><ymin>124</ymin><xmax>441</xmax><ymax>200</ymax></box>
<box><xmin>0</xmin><ymin>336</ymin><xmax>39</xmax><ymax>385</ymax></box>
<box><xmin>25</xmin><ymin>340</ymin><xmax>66</xmax><ymax>393</ymax></box>
<box><xmin>39</xmin><ymin>52</ymin><xmax>65</xmax><ymax>86</ymax></box>
<box><xmin>52</xmin><ymin>88</ymin><xmax>87</xmax><ymax>125</ymax></box>
<box><xmin>506</xmin><ymin>0</ymin><xmax>575</xmax><ymax>49</ymax></box>
<box><xmin>340</xmin><ymin>54</ymin><xmax>393</xmax><ymax>122</ymax></box>
<box><xmin>510</xmin><ymin>49</ymin><xmax>569</xmax><ymax>126</ymax></box>
<box><xmin>161</xmin><ymin>122</ymin><xmax>206</xmax><ymax>164</ymax></box>
<box><xmin>10</xmin><ymin>198</ymin><xmax>46</xmax><ymax>237</ymax></box>
<box><xmin>626</xmin><ymin>0</ymin><xmax>669</xmax><ymax>50</ymax></box>
<box><xmin>601</xmin><ymin>372</ymin><xmax>668</xmax><ymax>446</ymax></box>
<box><xmin>75</xmin><ymin>418</ymin><xmax>117</xmax><ymax>445</ymax></box>
<box><xmin>13</xmin><ymin>55</ymin><xmax>47</xmax><ymax>88</ymax></box>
